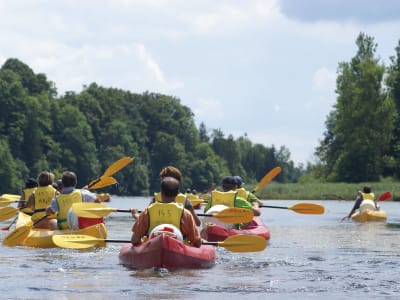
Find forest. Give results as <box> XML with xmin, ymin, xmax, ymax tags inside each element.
<box><xmin>0</xmin><ymin>59</ymin><xmax>299</xmax><ymax>196</ymax></box>
<box><xmin>1</xmin><ymin>32</ymin><xmax>400</xmax><ymax>196</ymax></box>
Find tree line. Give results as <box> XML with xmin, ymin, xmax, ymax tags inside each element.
<box><xmin>308</xmin><ymin>32</ymin><xmax>400</xmax><ymax>183</ymax></box>
<box><xmin>0</xmin><ymin>58</ymin><xmax>299</xmax><ymax>195</ymax></box>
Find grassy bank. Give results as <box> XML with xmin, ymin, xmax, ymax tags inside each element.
<box><xmin>255</xmin><ymin>182</ymin><xmax>400</xmax><ymax>201</ymax></box>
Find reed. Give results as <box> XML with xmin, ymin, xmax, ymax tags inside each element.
<box><xmin>254</xmin><ymin>182</ymin><xmax>400</xmax><ymax>201</ymax></box>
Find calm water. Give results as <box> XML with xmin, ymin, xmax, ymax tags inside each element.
<box><xmin>1</xmin><ymin>197</ymin><xmax>400</xmax><ymax>299</ymax></box>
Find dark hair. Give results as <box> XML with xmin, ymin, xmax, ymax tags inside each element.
<box><xmin>222</xmin><ymin>176</ymin><xmax>236</xmax><ymax>191</ymax></box>
<box><xmin>25</xmin><ymin>178</ymin><xmax>38</xmax><ymax>188</ymax></box>
<box><xmin>159</xmin><ymin>166</ymin><xmax>182</xmax><ymax>182</ymax></box>
<box><xmin>161</xmin><ymin>177</ymin><xmax>180</xmax><ymax>197</ymax></box>
<box><xmin>61</xmin><ymin>171</ymin><xmax>77</xmax><ymax>188</ymax></box>
<box><xmin>37</xmin><ymin>171</ymin><xmax>54</xmax><ymax>187</ymax></box>
<box><xmin>362</xmin><ymin>186</ymin><xmax>371</xmax><ymax>193</ymax></box>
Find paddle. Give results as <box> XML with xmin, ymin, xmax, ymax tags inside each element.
<box><xmin>252</xmin><ymin>166</ymin><xmax>282</xmax><ymax>193</ymax></box>
<box><xmin>1</xmin><ymin>194</ymin><xmax>21</xmax><ymax>200</ymax></box>
<box><xmin>2</xmin><ymin>214</ymin><xmax>48</xmax><ymax>247</ymax></box>
<box><xmin>88</xmin><ymin>176</ymin><xmax>118</xmax><ymax>190</ymax></box>
<box><xmin>0</xmin><ymin>197</ymin><xmax>20</xmax><ymax>207</ymax></box>
<box><xmin>1</xmin><ymin>215</ymin><xmax>18</xmax><ymax>231</ymax></box>
<box><xmin>52</xmin><ymin>233</ymin><xmax>267</xmax><ymax>252</ymax></box>
<box><xmin>71</xmin><ymin>202</ymin><xmax>254</xmax><ymax>224</ymax></box>
<box><xmin>378</xmin><ymin>191</ymin><xmax>391</xmax><ymax>201</ymax></box>
<box><xmin>260</xmin><ymin>202</ymin><xmax>325</xmax><ymax>214</ymax></box>
<box><xmin>88</xmin><ymin>157</ymin><xmax>133</xmax><ymax>189</ymax></box>
<box><xmin>0</xmin><ymin>206</ymin><xmax>19</xmax><ymax>221</ymax></box>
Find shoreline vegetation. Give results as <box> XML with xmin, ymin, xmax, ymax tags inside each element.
<box><xmin>253</xmin><ymin>182</ymin><xmax>400</xmax><ymax>201</ymax></box>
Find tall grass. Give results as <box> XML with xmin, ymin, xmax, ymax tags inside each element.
<box><xmin>255</xmin><ymin>182</ymin><xmax>400</xmax><ymax>201</ymax></box>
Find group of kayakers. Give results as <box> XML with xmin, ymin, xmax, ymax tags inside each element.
<box><xmin>17</xmin><ymin>170</ymin><xmax>107</xmax><ymax>230</ymax></box>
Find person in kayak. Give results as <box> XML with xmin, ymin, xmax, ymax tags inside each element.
<box><xmin>203</xmin><ymin>176</ymin><xmax>257</xmax><ymax>215</ymax></box>
<box><xmin>17</xmin><ymin>177</ymin><xmax>38</xmax><ymax>212</ymax></box>
<box><xmin>342</xmin><ymin>186</ymin><xmax>378</xmax><ymax>221</ymax></box>
<box><xmin>150</xmin><ymin>166</ymin><xmax>201</xmax><ymax>226</ymax></box>
<box><xmin>233</xmin><ymin>175</ymin><xmax>261</xmax><ymax>216</ymax></box>
<box><xmin>130</xmin><ymin>176</ymin><xmax>202</xmax><ymax>247</ymax></box>
<box><xmin>45</xmin><ymin>171</ymin><xmax>101</xmax><ymax>230</ymax></box>
<box><xmin>25</xmin><ymin>171</ymin><xmax>57</xmax><ymax>229</ymax></box>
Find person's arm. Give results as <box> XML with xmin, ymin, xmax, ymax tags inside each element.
<box><xmin>25</xmin><ymin>193</ymin><xmax>35</xmax><ymax>210</ymax></box>
<box><xmin>181</xmin><ymin>210</ymin><xmax>202</xmax><ymax>247</ymax></box>
<box><xmin>184</xmin><ymin>199</ymin><xmax>201</xmax><ymax>226</ymax></box>
<box><xmin>346</xmin><ymin>195</ymin><xmax>363</xmax><ymax>218</ymax></box>
<box><xmin>131</xmin><ymin>209</ymin><xmax>149</xmax><ymax>246</ymax></box>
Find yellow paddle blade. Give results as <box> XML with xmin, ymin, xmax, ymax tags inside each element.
<box><xmin>72</xmin><ymin>202</ymin><xmax>117</xmax><ymax>218</ymax></box>
<box><xmin>2</xmin><ymin>224</ymin><xmax>32</xmax><ymax>246</ymax></box>
<box><xmin>189</xmin><ymin>197</ymin><xmax>206</xmax><ymax>207</ymax></box>
<box><xmin>253</xmin><ymin>167</ymin><xmax>281</xmax><ymax>193</ymax></box>
<box><xmin>1</xmin><ymin>194</ymin><xmax>21</xmax><ymax>200</ymax></box>
<box><xmin>52</xmin><ymin>234</ymin><xmax>103</xmax><ymax>249</ymax></box>
<box><xmin>0</xmin><ymin>207</ymin><xmax>18</xmax><ymax>221</ymax></box>
<box><xmin>289</xmin><ymin>203</ymin><xmax>325</xmax><ymax>214</ymax></box>
<box><xmin>103</xmin><ymin>156</ymin><xmax>133</xmax><ymax>177</ymax></box>
<box><xmin>88</xmin><ymin>176</ymin><xmax>118</xmax><ymax>190</ymax></box>
<box><xmin>210</xmin><ymin>234</ymin><xmax>267</xmax><ymax>252</ymax></box>
<box><xmin>0</xmin><ymin>197</ymin><xmax>18</xmax><ymax>207</ymax></box>
<box><xmin>202</xmin><ymin>208</ymin><xmax>254</xmax><ymax>224</ymax></box>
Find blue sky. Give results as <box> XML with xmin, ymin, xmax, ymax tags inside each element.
<box><xmin>1</xmin><ymin>0</ymin><xmax>400</xmax><ymax>165</ymax></box>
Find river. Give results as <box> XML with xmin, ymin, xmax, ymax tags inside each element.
<box><xmin>1</xmin><ymin>197</ymin><xmax>400</xmax><ymax>299</ymax></box>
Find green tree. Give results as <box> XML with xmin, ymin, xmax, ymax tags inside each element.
<box><xmin>318</xmin><ymin>33</ymin><xmax>396</xmax><ymax>182</ymax></box>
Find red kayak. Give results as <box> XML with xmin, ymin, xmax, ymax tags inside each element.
<box><xmin>119</xmin><ymin>234</ymin><xmax>216</xmax><ymax>270</ymax></box>
<box><xmin>200</xmin><ymin>217</ymin><xmax>271</xmax><ymax>242</ymax></box>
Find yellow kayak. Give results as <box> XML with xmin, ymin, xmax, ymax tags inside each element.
<box><xmin>13</xmin><ymin>212</ymin><xmax>107</xmax><ymax>248</ymax></box>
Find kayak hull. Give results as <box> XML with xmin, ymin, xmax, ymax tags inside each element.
<box><xmin>15</xmin><ymin>212</ymin><xmax>107</xmax><ymax>248</ymax></box>
<box><xmin>351</xmin><ymin>209</ymin><xmax>387</xmax><ymax>222</ymax></box>
<box><xmin>119</xmin><ymin>234</ymin><xmax>216</xmax><ymax>270</ymax></box>
<box><xmin>200</xmin><ymin>217</ymin><xmax>271</xmax><ymax>242</ymax></box>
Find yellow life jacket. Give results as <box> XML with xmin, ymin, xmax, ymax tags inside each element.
<box><xmin>154</xmin><ymin>192</ymin><xmax>186</xmax><ymax>205</ymax></box>
<box><xmin>147</xmin><ymin>202</ymin><xmax>184</xmax><ymax>234</ymax></box>
<box><xmin>56</xmin><ymin>190</ymin><xmax>83</xmax><ymax>229</ymax></box>
<box><xmin>210</xmin><ymin>190</ymin><xmax>237</xmax><ymax>208</ymax></box>
<box><xmin>23</xmin><ymin>187</ymin><xmax>36</xmax><ymax>201</ymax></box>
<box><xmin>361</xmin><ymin>192</ymin><xmax>375</xmax><ymax>201</ymax></box>
<box><xmin>235</xmin><ymin>188</ymin><xmax>249</xmax><ymax>201</ymax></box>
<box><xmin>31</xmin><ymin>185</ymin><xmax>57</xmax><ymax>222</ymax></box>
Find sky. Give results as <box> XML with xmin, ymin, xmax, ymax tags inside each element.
<box><xmin>1</xmin><ymin>0</ymin><xmax>400</xmax><ymax>166</ymax></box>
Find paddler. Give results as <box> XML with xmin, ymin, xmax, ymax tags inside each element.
<box><xmin>233</xmin><ymin>175</ymin><xmax>261</xmax><ymax>216</ymax></box>
<box><xmin>130</xmin><ymin>176</ymin><xmax>202</xmax><ymax>247</ymax></box>
<box><xmin>342</xmin><ymin>186</ymin><xmax>379</xmax><ymax>221</ymax></box>
<box><xmin>149</xmin><ymin>166</ymin><xmax>201</xmax><ymax>226</ymax></box>
<box><xmin>45</xmin><ymin>171</ymin><xmax>101</xmax><ymax>230</ymax></box>
<box><xmin>25</xmin><ymin>171</ymin><xmax>57</xmax><ymax>229</ymax></box>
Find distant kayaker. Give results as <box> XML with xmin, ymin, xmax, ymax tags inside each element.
<box><xmin>18</xmin><ymin>177</ymin><xmax>38</xmax><ymax>211</ymax></box>
<box><xmin>342</xmin><ymin>186</ymin><xmax>378</xmax><ymax>221</ymax></box>
<box><xmin>150</xmin><ymin>165</ymin><xmax>201</xmax><ymax>226</ymax></box>
<box><xmin>204</xmin><ymin>176</ymin><xmax>257</xmax><ymax>215</ymax></box>
<box><xmin>25</xmin><ymin>171</ymin><xmax>57</xmax><ymax>229</ymax></box>
<box><xmin>130</xmin><ymin>176</ymin><xmax>202</xmax><ymax>247</ymax></box>
<box><xmin>45</xmin><ymin>171</ymin><xmax>101</xmax><ymax>230</ymax></box>
<box><xmin>233</xmin><ymin>175</ymin><xmax>262</xmax><ymax>216</ymax></box>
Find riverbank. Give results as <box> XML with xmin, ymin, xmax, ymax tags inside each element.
<box><xmin>255</xmin><ymin>182</ymin><xmax>400</xmax><ymax>201</ymax></box>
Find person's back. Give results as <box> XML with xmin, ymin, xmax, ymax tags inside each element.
<box><xmin>131</xmin><ymin>177</ymin><xmax>201</xmax><ymax>247</ymax></box>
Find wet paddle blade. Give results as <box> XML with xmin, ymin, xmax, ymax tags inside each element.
<box><xmin>252</xmin><ymin>167</ymin><xmax>281</xmax><ymax>193</ymax></box>
<box><xmin>378</xmin><ymin>191</ymin><xmax>392</xmax><ymax>201</ymax></box>
<box><xmin>0</xmin><ymin>207</ymin><xmax>19</xmax><ymax>221</ymax></box>
<box><xmin>289</xmin><ymin>203</ymin><xmax>325</xmax><ymax>214</ymax></box>
<box><xmin>88</xmin><ymin>176</ymin><xmax>118</xmax><ymax>190</ymax></box>
<box><xmin>103</xmin><ymin>157</ymin><xmax>133</xmax><ymax>177</ymax></box>
<box><xmin>52</xmin><ymin>235</ymin><xmax>128</xmax><ymax>249</ymax></box>
<box><xmin>1</xmin><ymin>194</ymin><xmax>21</xmax><ymax>200</ymax></box>
<box><xmin>72</xmin><ymin>202</ymin><xmax>118</xmax><ymax>218</ymax></box>
<box><xmin>198</xmin><ymin>207</ymin><xmax>254</xmax><ymax>224</ymax></box>
<box><xmin>206</xmin><ymin>234</ymin><xmax>267</xmax><ymax>252</ymax></box>
<box><xmin>0</xmin><ymin>198</ymin><xmax>18</xmax><ymax>207</ymax></box>
<box><xmin>2</xmin><ymin>224</ymin><xmax>32</xmax><ymax>246</ymax></box>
